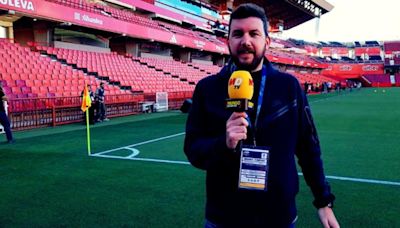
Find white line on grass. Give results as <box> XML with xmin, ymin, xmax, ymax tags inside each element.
<box><xmin>325</xmin><ymin>175</ymin><xmax>400</xmax><ymax>186</ymax></box>
<box><xmin>91</xmin><ymin>153</ymin><xmax>190</xmax><ymax>165</ymax></box>
<box><xmin>94</xmin><ymin>93</ymin><xmax>340</xmax><ymax>157</ymax></box>
<box><xmin>93</xmin><ymin>132</ymin><xmax>185</xmax><ymax>156</ymax></box>
<box><xmin>92</xmin><ymin>153</ymin><xmax>400</xmax><ymax>187</ymax></box>
<box><xmin>297</xmin><ymin>173</ymin><xmax>400</xmax><ymax>186</ymax></box>
<box><xmin>91</xmin><ymin>105</ymin><xmax>400</xmax><ymax>187</ymax></box>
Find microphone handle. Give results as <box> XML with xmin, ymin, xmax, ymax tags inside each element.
<box><xmin>235</xmin><ymin>111</ymin><xmax>250</xmax><ymax>151</ymax></box>
<box><xmin>236</xmin><ymin>139</ymin><xmax>243</xmax><ymax>152</ymax></box>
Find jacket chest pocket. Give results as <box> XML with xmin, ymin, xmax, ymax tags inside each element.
<box><xmin>260</xmin><ymin>99</ymin><xmax>298</xmax><ymax>129</ymax></box>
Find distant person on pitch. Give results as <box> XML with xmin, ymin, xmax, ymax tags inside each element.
<box><xmin>184</xmin><ymin>3</ymin><xmax>339</xmax><ymax>228</ymax></box>
<box><xmin>95</xmin><ymin>82</ymin><xmax>109</xmax><ymax>122</ymax></box>
<box><xmin>0</xmin><ymin>82</ymin><xmax>15</xmax><ymax>144</ymax></box>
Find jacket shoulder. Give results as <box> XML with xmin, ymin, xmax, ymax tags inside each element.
<box><xmin>271</xmin><ymin>69</ymin><xmax>300</xmax><ymax>84</ymax></box>
<box><xmin>196</xmin><ymin>72</ymin><xmax>228</xmax><ymax>90</ymax></box>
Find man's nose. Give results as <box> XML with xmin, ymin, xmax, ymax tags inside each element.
<box><xmin>241</xmin><ymin>34</ymin><xmax>251</xmax><ymax>47</ymax></box>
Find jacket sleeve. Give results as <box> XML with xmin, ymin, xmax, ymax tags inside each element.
<box><xmin>295</xmin><ymin>87</ymin><xmax>335</xmax><ymax>208</ymax></box>
<box><xmin>184</xmin><ymin>79</ymin><xmax>233</xmax><ymax>170</ymax></box>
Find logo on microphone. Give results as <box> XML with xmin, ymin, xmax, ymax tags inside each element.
<box><xmin>233</xmin><ymin>78</ymin><xmax>242</xmax><ymax>89</ymax></box>
<box><xmin>229</xmin><ymin>78</ymin><xmax>253</xmax><ymax>89</ymax></box>
<box><xmin>227</xmin><ymin>70</ymin><xmax>254</xmax><ymax>111</ymax></box>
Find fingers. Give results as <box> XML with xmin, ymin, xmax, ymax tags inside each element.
<box><xmin>322</xmin><ymin>220</ymin><xmax>329</xmax><ymax>228</ymax></box>
<box><xmin>328</xmin><ymin>214</ymin><xmax>340</xmax><ymax>228</ymax></box>
<box><xmin>318</xmin><ymin>207</ymin><xmax>340</xmax><ymax>228</ymax></box>
<box><xmin>227</xmin><ymin>112</ymin><xmax>248</xmax><ymax>127</ymax></box>
<box><xmin>329</xmin><ymin>220</ymin><xmax>340</xmax><ymax>228</ymax></box>
<box><xmin>226</xmin><ymin>112</ymin><xmax>249</xmax><ymax>149</ymax></box>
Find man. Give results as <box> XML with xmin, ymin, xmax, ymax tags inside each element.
<box><xmin>96</xmin><ymin>82</ymin><xmax>109</xmax><ymax>122</ymax></box>
<box><xmin>0</xmin><ymin>82</ymin><xmax>15</xmax><ymax>144</ymax></box>
<box><xmin>184</xmin><ymin>3</ymin><xmax>339</xmax><ymax>227</ymax></box>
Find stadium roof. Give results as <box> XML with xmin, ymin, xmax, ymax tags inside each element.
<box><xmin>210</xmin><ymin>0</ymin><xmax>334</xmax><ymax>30</ymax></box>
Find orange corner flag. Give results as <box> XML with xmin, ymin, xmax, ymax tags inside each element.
<box><xmin>82</xmin><ymin>83</ymin><xmax>92</xmax><ymax>155</ymax></box>
<box><xmin>81</xmin><ymin>84</ymin><xmax>92</xmax><ymax>112</ymax></box>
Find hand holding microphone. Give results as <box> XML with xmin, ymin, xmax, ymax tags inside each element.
<box><xmin>226</xmin><ymin>112</ymin><xmax>248</xmax><ymax>149</ymax></box>
<box><xmin>225</xmin><ymin>71</ymin><xmax>254</xmax><ymax>149</ymax></box>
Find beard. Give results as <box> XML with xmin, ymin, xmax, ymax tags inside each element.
<box><xmin>229</xmin><ymin>45</ymin><xmax>266</xmax><ymax>72</ymax></box>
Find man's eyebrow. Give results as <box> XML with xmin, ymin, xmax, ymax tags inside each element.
<box><xmin>249</xmin><ymin>29</ymin><xmax>261</xmax><ymax>33</ymax></box>
<box><xmin>231</xmin><ymin>29</ymin><xmax>243</xmax><ymax>32</ymax></box>
<box><xmin>232</xmin><ymin>28</ymin><xmax>261</xmax><ymax>33</ymax></box>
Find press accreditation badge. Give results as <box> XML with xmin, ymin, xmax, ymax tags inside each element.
<box><xmin>238</xmin><ymin>145</ymin><xmax>270</xmax><ymax>191</ymax></box>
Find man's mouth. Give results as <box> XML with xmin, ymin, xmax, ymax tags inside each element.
<box><xmin>238</xmin><ymin>50</ymin><xmax>255</xmax><ymax>54</ymax></box>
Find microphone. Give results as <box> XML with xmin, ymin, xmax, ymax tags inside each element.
<box><xmin>226</xmin><ymin>70</ymin><xmax>254</xmax><ymax>112</ymax></box>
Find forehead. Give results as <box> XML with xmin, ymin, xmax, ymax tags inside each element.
<box><xmin>230</xmin><ymin>17</ymin><xmax>264</xmax><ymax>33</ymax></box>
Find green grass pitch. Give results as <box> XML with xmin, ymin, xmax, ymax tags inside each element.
<box><xmin>0</xmin><ymin>88</ymin><xmax>399</xmax><ymax>227</ymax></box>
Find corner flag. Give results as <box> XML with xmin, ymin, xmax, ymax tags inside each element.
<box><xmin>81</xmin><ymin>84</ymin><xmax>92</xmax><ymax>112</ymax></box>
<box><xmin>81</xmin><ymin>84</ymin><xmax>92</xmax><ymax>155</ymax></box>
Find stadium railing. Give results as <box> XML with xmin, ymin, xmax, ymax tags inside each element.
<box><xmin>7</xmin><ymin>91</ymin><xmax>192</xmax><ymax>131</ymax></box>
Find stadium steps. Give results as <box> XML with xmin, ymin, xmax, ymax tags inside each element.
<box><xmin>33</xmin><ymin>45</ymin><xmax>195</xmax><ymax>93</ymax></box>
<box><xmin>362</xmin><ymin>74</ymin><xmax>392</xmax><ymax>87</ymax></box>
<box><xmin>132</xmin><ymin>57</ymin><xmax>222</xmax><ymax>86</ymax></box>
<box><xmin>33</xmin><ymin>46</ymin><xmax>135</xmax><ymax>95</ymax></box>
<box><xmin>185</xmin><ymin>62</ymin><xmax>221</xmax><ymax>82</ymax></box>
<box><xmin>0</xmin><ymin>39</ymin><xmax>98</xmax><ymax>98</ymax></box>
<box><xmin>0</xmin><ymin>39</ymin><xmax>129</xmax><ymax>98</ymax></box>
<box><xmin>131</xmin><ymin>57</ymin><xmax>198</xmax><ymax>87</ymax></box>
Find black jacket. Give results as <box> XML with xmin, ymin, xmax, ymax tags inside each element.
<box><xmin>184</xmin><ymin>59</ymin><xmax>334</xmax><ymax>227</ymax></box>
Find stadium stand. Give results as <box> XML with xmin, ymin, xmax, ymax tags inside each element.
<box><xmin>266</xmin><ymin>49</ymin><xmax>323</xmax><ymax>67</ymax></box>
<box><xmin>1</xmin><ymin>37</ymin><xmax>342</xmax><ymax>102</ymax></box>
<box><xmin>35</xmin><ymin>46</ymin><xmax>197</xmax><ymax>93</ymax></box>
<box><xmin>396</xmin><ymin>73</ymin><xmax>400</xmax><ymax>86</ymax></box>
<box><xmin>362</xmin><ymin>74</ymin><xmax>392</xmax><ymax>87</ymax></box>
<box><xmin>0</xmin><ymin>0</ymin><xmax>398</xmax><ymax>130</ymax></box>
<box><xmin>46</xmin><ymin>0</ymin><xmax>224</xmax><ymax>46</ymax></box>
<box><xmin>0</xmin><ymin>38</ymin><xmax>117</xmax><ymax>98</ymax></box>
<box><xmin>365</xmin><ymin>41</ymin><xmax>380</xmax><ymax>46</ymax></box>
<box><xmin>294</xmin><ymin>73</ymin><xmax>339</xmax><ymax>85</ymax></box>
<box><xmin>272</xmin><ymin>38</ymin><xmax>298</xmax><ymax>49</ymax></box>
<box><xmin>384</xmin><ymin>41</ymin><xmax>400</xmax><ymax>51</ymax></box>
<box><xmin>133</xmin><ymin>57</ymin><xmax>219</xmax><ymax>85</ymax></box>
<box><xmin>384</xmin><ymin>41</ymin><xmax>400</xmax><ymax>66</ymax></box>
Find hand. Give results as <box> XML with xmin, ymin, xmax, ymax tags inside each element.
<box><xmin>318</xmin><ymin>207</ymin><xmax>340</xmax><ymax>228</ymax></box>
<box><xmin>226</xmin><ymin>112</ymin><xmax>248</xmax><ymax>149</ymax></box>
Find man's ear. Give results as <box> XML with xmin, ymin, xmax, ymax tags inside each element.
<box><xmin>265</xmin><ymin>36</ymin><xmax>271</xmax><ymax>49</ymax></box>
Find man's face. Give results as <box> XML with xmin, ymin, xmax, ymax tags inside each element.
<box><xmin>228</xmin><ymin>17</ymin><xmax>270</xmax><ymax>72</ymax></box>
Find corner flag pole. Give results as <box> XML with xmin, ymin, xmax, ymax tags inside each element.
<box><xmin>86</xmin><ymin>108</ymin><xmax>91</xmax><ymax>155</ymax></box>
<box><xmin>81</xmin><ymin>83</ymin><xmax>92</xmax><ymax>156</ymax></box>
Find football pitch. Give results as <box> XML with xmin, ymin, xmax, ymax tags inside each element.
<box><xmin>0</xmin><ymin>88</ymin><xmax>399</xmax><ymax>227</ymax></box>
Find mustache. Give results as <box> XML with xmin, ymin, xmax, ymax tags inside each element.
<box><xmin>238</xmin><ymin>47</ymin><xmax>255</xmax><ymax>54</ymax></box>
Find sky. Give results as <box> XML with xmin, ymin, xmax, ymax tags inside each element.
<box><xmin>284</xmin><ymin>0</ymin><xmax>400</xmax><ymax>42</ymax></box>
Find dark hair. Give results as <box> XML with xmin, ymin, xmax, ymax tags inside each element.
<box><xmin>229</xmin><ymin>3</ymin><xmax>268</xmax><ymax>36</ymax></box>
